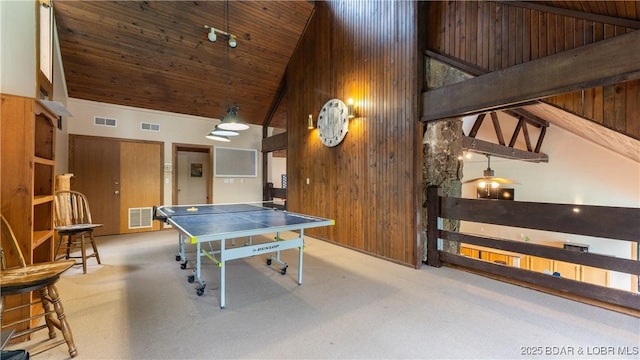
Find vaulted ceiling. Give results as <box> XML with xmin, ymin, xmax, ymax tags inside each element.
<box><xmin>54</xmin><ymin>0</ymin><xmax>639</xmax><ymax>145</ymax></box>
<box><xmin>54</xmin><ymin>0</ymin><xmax>314</xmax><ymax>130</ymax></box>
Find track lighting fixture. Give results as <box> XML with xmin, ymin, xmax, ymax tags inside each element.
<box><xmin>203</xmin><ymin>25</ymin><xmax>237</xmax><ymax>48</ymax></box>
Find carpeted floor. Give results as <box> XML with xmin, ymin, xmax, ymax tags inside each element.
<box><xmin>4</xmin><ymin>230</ymin><xmax>639</xmax><ymax>359</ymax></box>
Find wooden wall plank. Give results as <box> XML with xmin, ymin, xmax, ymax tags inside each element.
<box><xmin>286</xmin><ymin>0</ymin><xmax>419</xmax><ymax>266</ymax></box>
<box><xmin>481</xmin><ymin>2</ymin><xmax>490</xmax><ymax>70</ymax></box>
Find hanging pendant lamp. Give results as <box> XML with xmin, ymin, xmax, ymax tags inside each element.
<box><xmin>205</xmin><ymin>132</ymin><xmax>231</xmax><ymax>142</ymax></box>
<box><xmin>205</xmin><ymin>0</ymin><xmax>248</xmax><ymax>140</ymax></box>
<box><xmin>463</xmin><ymin>154</ymin><xmax>518</xmax><ymax>187</ymax></box>
<box><xmin>218</xmin><ymin>0</ymin><xmax>248</xmax><ymax>131</ymax></box>
<box><xmin>218</xmin><ymin>104</ymin><xmax>249</xmax><ymax>131</ymax></box>
<box><xmin>209</xmin><ymin>124</ymin><xmax>239</xmax><ymax>137</ymax></box>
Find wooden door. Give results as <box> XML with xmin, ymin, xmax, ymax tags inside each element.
<box><xmin>69</xmin><ymin>135</ymin><xmax>120</xmax><ymax>235</ymax></box>
<box><xmin>119</xmin><ymin>141</ymin><xmax>162</xmax><ymax>233</ymax></box>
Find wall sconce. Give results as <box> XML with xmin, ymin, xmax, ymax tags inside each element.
<box><xmin>347</xmin><ymin>98</ymin><xmax>358</xmax><ymax>119</ymax></box>
<box><xmin>307</xmin><ymin>114</ymin><xmax>314</xmax><ymax>129</ymax></box>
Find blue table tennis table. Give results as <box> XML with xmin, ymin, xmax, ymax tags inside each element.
<box><xmin>154</xmin><ymin>203</ymin><xmax>334</xmax><ymax>308</ymax></box>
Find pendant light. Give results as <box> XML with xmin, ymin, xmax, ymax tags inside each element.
<box><xmin>209</xmin><ymin>124</ymin><xmax>239</xmax><ymax>137</ymax></box>
<box><xmin>463</xmin><ymin>154</ymin><xmax>518</xmax><ymax>188</ymax></box>
<box><xmin>218</xmin><ymin>1</ymin><xmax>249</xmax><ymax>131</ymax></box>
<box><xmin>205</xmin><ymin>133</ymin><xmax>231</xmax><ymax>142</ymax></box>
<box><xmin>218</xmin><ymin>104</ymin><xmax>248</xmax><ymax>131</ymax></box>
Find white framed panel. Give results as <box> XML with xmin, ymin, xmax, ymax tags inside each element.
<box><xmin>214</xmin><ymin>146</ymin><xmax>257</xmax><ymax>177</ymax></box>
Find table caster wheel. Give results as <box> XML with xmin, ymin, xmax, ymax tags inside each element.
<box><xmin>180</xmin><ymin>261</ymin><xmax>188</xmax><ymax>270</ymax></box>
<box><xmin>175</xmin><ymin>255</ymin><xmax>181</xmax><ymax>261</ymax></box>
<box><xmin>266</xmin><ymin>259</ymin><xmax>272</xmax><ymax>266</ymax></box>
<box><xmin>196</xmin><ymin>288</ymin><xmax>205</xmax><ymax>296</ymax></box>
<box><xmin>188</xmin><ymin>275</ymin><xmax>195</xmax><ymax>283</ymax></box>
<box><xmin>281</xmin><ymin>267</ymin><xmax>287</xmax><ymax>275</ymax></box>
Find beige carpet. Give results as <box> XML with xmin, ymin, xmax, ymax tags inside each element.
<box><xmin>5</xmin><ymin>230</ymin><xmax>639</xmax><ymax>359</ymax></box>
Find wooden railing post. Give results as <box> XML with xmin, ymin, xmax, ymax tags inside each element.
<box><xmin>426</xmin><ymin>185</ymin><xmax>442</xmax><ymax>267</ymax></box>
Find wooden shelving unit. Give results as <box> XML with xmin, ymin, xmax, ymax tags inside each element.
<box><xmin>1</xmin><ymin>93</ymin><xmax>57</xmax><ymax>340</ymax></box>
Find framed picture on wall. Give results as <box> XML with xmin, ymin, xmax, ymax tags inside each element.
<box><xmin>191</xmin><ymin>163</ymin><xmax>203</xmax><ymax>177</ymax></box>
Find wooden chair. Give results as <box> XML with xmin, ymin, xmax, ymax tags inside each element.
<box><xmin>54</xmin><ymin>191</ymin><xmax>103</xmax><ymax>274</ymax></box>
<box><xmin>1</xmin><ymin>214</ymin><xmax>78</xmax><ymax>358</ymax></box>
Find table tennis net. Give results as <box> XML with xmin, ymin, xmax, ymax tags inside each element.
<box><xmin>157</xmin><ymin>203</ymin><xmax>274</xmax><ymax>217</ymax></box>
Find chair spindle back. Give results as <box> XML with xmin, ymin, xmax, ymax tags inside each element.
<box><xmin>54</xmin><ymin>191</ymin><xmax>93</xmax><ymax>227</ymax></box>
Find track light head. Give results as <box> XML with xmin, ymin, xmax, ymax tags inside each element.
<box><xmin>207</xmin><ymin>27</ymin><xmax>217</xmax><ymax>42</ymax></box>
<box><xmin>228</xmin><ymin>35</ymin><xmax>237</xmax><ymax>48</ymax></box>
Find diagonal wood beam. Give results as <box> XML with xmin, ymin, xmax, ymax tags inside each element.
<box><xmin>422</xmin><ymin>30</ymin><xmax>640</xmax><ymax>122</ymax></box>
<box><xmin>490</xmin><ymin>112</ymin><xmax>505</xmax><ymax>145</ymax></box>
<box><xmin>521</xmin><ymin>120</ymin><xmax>532</xmax><ymax>152</ymax></box>
<box><xmin>534</xmin><ymin>126</ymin><xmax>547</xmax><ymax>154</ymax></box>
<box><xmin>508</xmin><ymin>117</ymin><xmax>524</xmax><ymax>148</ymax></box>
<box><xmin>262</xmin><ymin>75</ymin><xmax>287</xmax><ymax>138</ymax></box>
<box><xmin>504</xmin><ymin>109</ymin><xmax>548</xmax><ymax>128</ymax></box>
<box><xmin>467</xmin><ymin>113</ymin><xmax>486</xmax><ymax>137</ymax></box>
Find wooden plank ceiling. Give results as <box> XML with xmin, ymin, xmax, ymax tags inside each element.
<box><xmin>54</xmin><ymin>1</ymin><xmax>638</xmax><ymax>135</ymax></box>
<box><xmin>53</xmin><ymin>0</ymin><xmax>314</xmax><ymax>130</ymax></box>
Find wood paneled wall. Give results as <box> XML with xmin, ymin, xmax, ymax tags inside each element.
<box><xmin>427</xmin><ymin>1</ymin><xmax>639</xmax><ymax>139</ymax></box>
<box><xmin>286</xmin><ymin>1</ymin><xmax>422</xmax><ymax>266</ymax></box>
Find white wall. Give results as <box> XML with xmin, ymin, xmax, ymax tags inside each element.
<box><xmin>460</xmin><ymin>113</ymin><xmax>640</xmax><ymax>290</ymax></box>
<box><xmin>66</xmin><ymin>98</ymin><xmax>265</xmax><ymax>205</ymax></box>
<box><xmin>0</xmin><ymin>0</ymin><xmax>36</xmax><ymax>97</ymax></box>
<box><xmin>268</xmin><ymin>155</ymin><xmax>287</xmax><ymax>188</ymax></box>
<box><xmin>53</xmin><ymin>15</ymin><xmax>70</xmax><ymax>174</ymax></box>
<box><xmin>2</xmin><ymin>1</ymin><xmax>69</xmax><ymax>173</ymax></box>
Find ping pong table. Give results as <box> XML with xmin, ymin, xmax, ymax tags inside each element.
<box><xmin>153</xmin><ymin>203</ymin><xmax>334</xmax><ymax>308</ymax></box>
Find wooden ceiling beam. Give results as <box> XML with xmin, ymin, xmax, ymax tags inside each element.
<box><xmin>262</xmin><ymin>131</ymin><xmax>288</xmax><ymax>153</ymax></box>
<box><xmin>497</xmin><ymin>1</ymin><xmax>640</xmax><ymax>30</ymax></box>
<box><xmin>426</xmin><ymin>50</ymin><xmax>551</xmax><ymax>129</ymax></box>
<box><xmin>462</xmin><ymin>136</ymin><xmax>549</xmax><ymax>163</ymax></box>
<box><xmin>422</xmin><ymin>30</ymin><xmax>640</xmax><ymax>122</ymax></box>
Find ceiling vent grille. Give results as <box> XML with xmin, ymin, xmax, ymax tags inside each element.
<box><xmin>128</xmin><ymin>207</ymin><xmax>153</xmax><ymax>229</ymax></box>
<box><xmin>94</xmin><ymin>116</ymin><xmax>117</xmax><ymax>127</ymax></box>
<box><xmin>141</xmin><ymin>122</ymin><xmax>160</xmax><ymax>132</ymax></box>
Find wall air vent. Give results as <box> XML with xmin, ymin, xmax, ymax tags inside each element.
<box><xmin>94</xmin><ymin>116</ymin><xmax>117</xmax><ymax>127</ymax></box>
<box><xmin>141</xmin><ymin>122</ymin><xmax>160</xmax><ymax>132</ymax></box>
<box><xmin>128</xmin><ymin>207</ymin><xmax>153</xmax><ymax>229</ymax></box>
